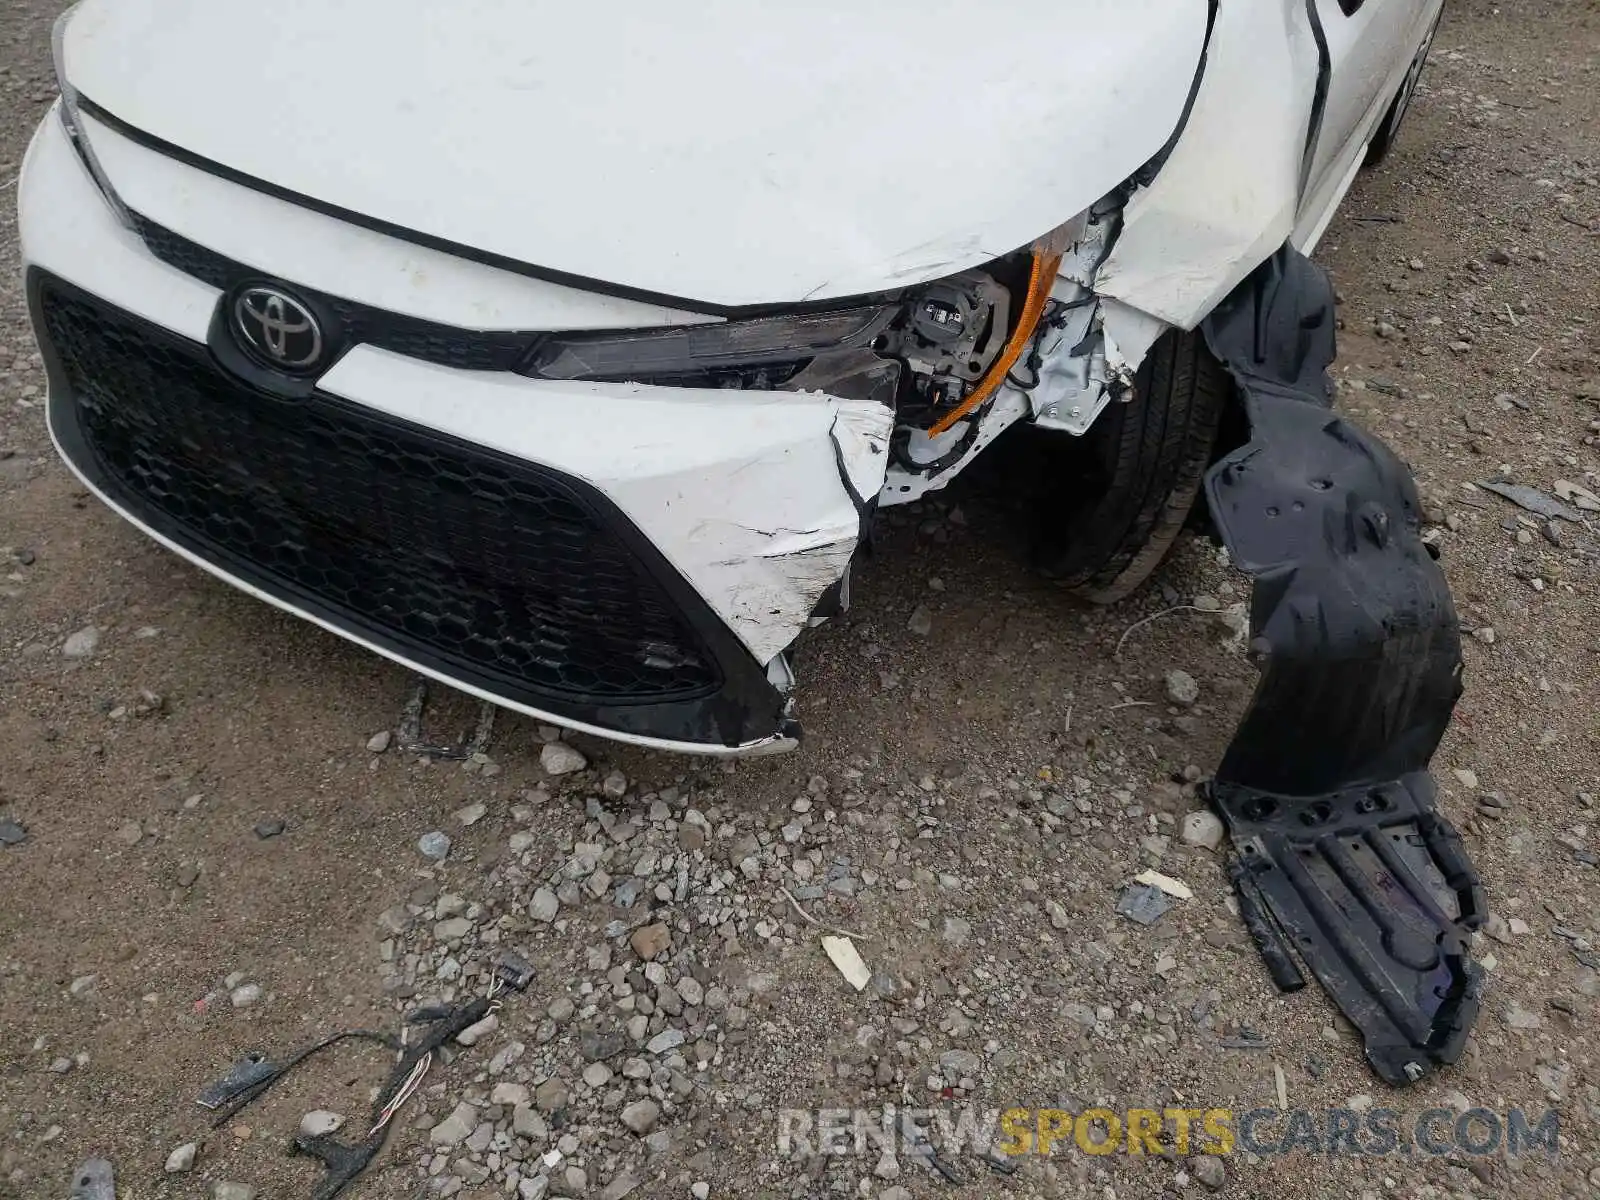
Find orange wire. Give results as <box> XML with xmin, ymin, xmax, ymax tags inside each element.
<box><xmin>927</xmin><ymin>249</ymin><xmax>1062</xmax><ymax>437</ymax></box>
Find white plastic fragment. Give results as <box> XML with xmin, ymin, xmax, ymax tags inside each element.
<box><xmin>821</xmin><ymin>935</ymin><xmax>872</xmax><ymax>992</ymax></box>
<box><xmin>1133</xmin><ymin>869</ymin><xmax>1193</xmax><ymax>901</ymax></box>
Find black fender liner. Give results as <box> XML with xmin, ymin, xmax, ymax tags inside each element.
<box><xmin>1199</xmin><ymin>245</ymin><xmax>1483</xmax><ymax>1086</ymax></box>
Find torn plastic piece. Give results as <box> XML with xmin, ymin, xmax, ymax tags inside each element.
<box><xmin>821</xmin><ymin>935</ymin><xmax>871</xmax><ymax>992</ymax></box>
<box><xmin>195</xmin><ymin>1052</ymin><xmax>278</xmax><ymax>1110</ymax></box>
<box><xmin>396</xmin><ymin>675</ymin><xmax>496</xmax><ymax>761</ymax></box>
<box><xmin>1200</xmin><ymin>244</ymin><xmax>1482</xmax><ymax>1087</ymax></box>
<box><xmin>1228</xmin><ymin>859</ymin><xmax>1304</xmax><ymax>994</ymax></box>
<box><xmin>1477</xmin><ymin>479</ymin><xmax>1580</xmax><ymax>522</ymax></box>
<box><xmin>199</xmin><ymin>1032</ymin><xmax>397</xmax><ymax>1121</ymax></box>
<box><xmin>69</xmin><ymin>1159</ymin><xmax>115</xmax><ymax>1200</ymax></box>
<box><xmin>1115</xmin><ymin>883</ymin><xmax>1172</xmax><ymax>926</ymax></box>
<box><xmin>0</xmin><ymin>817</ymin><xmax>27</xmax><ymax>846</ymax></box>
<box><xmin>982</xmin><ymin>1149</ymin><xmax>1020</xmax><ymax>1176</ymax></box>
<box><xmin>208</xmin><ymin>997</ymin><xmax>491</xmax><ymax>1200</ymax></box>
<box><xmin>1133</xmin><ymin>869</ymin><xmax>1193</xmax><ymax>900</ymax></box>
<box><xmin>1216</xmin><ymin>775</ymin><xmax>1483</xmax><ymax>1085</ymax></box>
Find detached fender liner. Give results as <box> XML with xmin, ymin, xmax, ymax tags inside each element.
<box><xmin>1199</xmin><ymin>246</ymin><xmax>1482</xmax><ymax>1086</ymax></box>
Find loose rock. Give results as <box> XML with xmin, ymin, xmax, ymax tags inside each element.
<box><xmin>529</xmin><ymin>888</ymin><xmax>560</xmax><ymax>922</ymax></box>
<box><xmin>630</xmin><ymin>922</ymin><xmax>671</xmax><ymax>960</ymax></box>
<box><xmin>164</xmin><ymin>1143</ymin><xmax>197</xmax><ymax>1174</ymax></box>
<box><xmin>1181</xmin><ymin>810</ymin><xmax>1225</xmax><ymax>852</ymax></box>
<box><xmin>1190</xmin><ymin>1154</ymin><xmax>1227</xmax><ymax>1190</ymax></box>
<box><xmin>621</xmin><ymin>1098</ymin><xmax>661</xmax><ymax>1135</ymax></box>
<box><xmin>298</xmin><ymin>1110</ymin><xmax>343</xmax><ymax>1138</ymax></box>
<box><xmin>62</xmin><ymin>626</ymin><xmax>101</xmax><ymax>658</ymax></box>
<box><xmin>1165</xmin><ymin>670</ymin><xmax>1200</xmax><ymax>707</ymax></box>
<box><xmin>540</xmin><ymin>741</ymin><xmax>588</xmax><ymax>776</ymax></box>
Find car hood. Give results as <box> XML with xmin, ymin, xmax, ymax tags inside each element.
<box><xmin>63</xmin><ymin>0</ymin><xmax>1207</xmax><ymax>309</ymax></box>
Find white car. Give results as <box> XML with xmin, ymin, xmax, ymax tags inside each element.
<box><xmin>21</xmin><ymin>0</ymin><xmax>1488</xmax><ymax>1090</ymax></box>
<box><xmin>21</xmin><ymin>0</ymin><xmax>1441</xmax><ymax>756</ymax></box>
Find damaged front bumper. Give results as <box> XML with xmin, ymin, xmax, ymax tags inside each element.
<box><xmin>1199</xmin><ymin>246</ymin><xmax>1482</xmax><ymax>1086</ymax></box>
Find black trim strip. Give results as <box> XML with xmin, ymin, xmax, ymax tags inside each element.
<box><xmin>76</xmin><ymin>95</ymin><xmax>741</xmax><ymax>318</ymax></box>
<box><xmin>1131</xmin><ymin>0</ymin><xmax>1218</xmax><ymax>187</ymax></box>
<box><xmin>1299</xmin><ymin>0</ymin><xmax>1334</xmax><ymax>200</ymax></box>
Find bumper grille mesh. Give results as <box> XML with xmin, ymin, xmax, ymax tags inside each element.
<box><xmin>38</xmin><ymin>278</ymin><xmax>721</xmax><ymax>703</ymax></box>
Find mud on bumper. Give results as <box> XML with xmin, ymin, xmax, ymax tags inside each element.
<box><xmin>1199</xmin><ymin>247</ymin><xmax>1482</xmax><ymax>1086</ymax></box>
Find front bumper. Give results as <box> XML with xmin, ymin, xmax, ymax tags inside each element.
<box><xmin>19</xmin><ymin>111</ymin><xmax>893</xmax><ymax>754</ymax></box>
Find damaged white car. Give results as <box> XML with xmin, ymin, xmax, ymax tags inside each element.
<box><xmin>25</xmin><ymin>0</ymin><xmax>1493</xmax><ymax>1091</ymax></box>
<box><xmin>21</xmin><ymin>0</ymin><xmax>1443</xmax><ymax>754</ymax></box>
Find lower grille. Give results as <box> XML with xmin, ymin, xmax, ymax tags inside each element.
<box><xmin>35</xmin><ymin>274</ymin><xmax>722</xmax><ymax>706</ymax></box>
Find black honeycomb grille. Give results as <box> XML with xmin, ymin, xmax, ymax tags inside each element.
<box><xmin>38</xmin><ymin>277</ymin><xmax>721</xmax><ymax>703</ymax></box>
<box><xmin>131</xmin><ymin>213</ymin><xmax>539</xmax><ymax>372</ymax></box>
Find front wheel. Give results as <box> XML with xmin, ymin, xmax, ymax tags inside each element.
<box><xmin>1030</xmin><ymin>328</ymin><xmax>1231</xmax><ymax>603</ymax></box>
<box><xmin>1365</xmin><ymin>8</ymin><xmax>1441</xmax><ymax>166</ymax></box>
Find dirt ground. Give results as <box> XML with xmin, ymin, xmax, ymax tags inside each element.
<box><xmin>2</xmin><ymin>2</ymin><xmax>1599</xmax><ymax>1198</ymax></box>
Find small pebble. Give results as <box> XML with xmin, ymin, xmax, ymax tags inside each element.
<box><xmin>298</xmin><ymin>1110</ymin><xmax>344</xmax><ymax>1138</ymax></box>
<box><xmin>164</xmin><ymin>1143</ymin><xmax>197</xmax><ymax>1174</ymax></box>
<box><xmin>229</xmin><ymin>983</ymin><xmax>262</xmax><ymax>1008</ymax></box>
<box><xmin>1165</xmin><ymin>670</ymin><xmax>1200</xmax><ymax>707</ymax></box>
<box><xmin>1189</xmin><ymin>1154</ymin><xmax>1226</xmax><ymax>1190</ymax></box>
<box><xmin>62</xmin><ymin>626</ymin><xmax>101</xmax><ymax>658</ymax></box>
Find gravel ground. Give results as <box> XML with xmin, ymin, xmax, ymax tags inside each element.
<box><xmin>2</xmin><ymin>3</ymin><xmax>1599</xmax><ymax>1199</ymax></box>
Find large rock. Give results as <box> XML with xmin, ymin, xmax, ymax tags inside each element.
<box><xmin>540</xmin><ymin>742</ymin><xmax>588</xmax><ymax>776</ymax></box>
<box><xmin>630</xmin><ymin>922</ymin><xmax>671</xmax><ymax>960</ymax></box>
<box><xmin>1165</xmin><ymin>670</ymin><xmax>1200</xmax><ymax>707</ymax></box>
<box><xmin>620</xmin><ymin>1098</ymin><xmax>661</xmax><ymax>1135</ymax></box>
<box><xmin>534</xmin><ymin>1077</ymin><xmax>570</xmax><ymax>1113</ymax></box>
<box><xmin>429</xmin><ymin>1101</ymin><xmax>478</xmax><ymax>1147</ymax></box>
<box><xmin>529</xmin><ymin>888</ymin><xmax>560</xmax><ymax>922</ymax></box>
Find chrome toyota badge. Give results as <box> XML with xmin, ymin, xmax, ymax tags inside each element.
<box><xmin>232</xmin><ymin>285</ymin><xmax>324</xmax><ymax>372</ymax></box>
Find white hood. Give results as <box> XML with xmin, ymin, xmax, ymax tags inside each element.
<box><xmin>62</xmin><ymin>0</ymin><xmax>1207</xmax><ymax>308</ymax></box>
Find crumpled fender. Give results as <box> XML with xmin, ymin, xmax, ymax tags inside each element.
<box><xmin>1200</xmin><ymin>246</ymin><xmax>1483</xmax><ymax>1086</ymax></box>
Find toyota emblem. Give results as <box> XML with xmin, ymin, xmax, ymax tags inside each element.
<box><xmin>232</xmin><ymin>285</ymin><xmax>325</xmax><ymax>373</ymax></box>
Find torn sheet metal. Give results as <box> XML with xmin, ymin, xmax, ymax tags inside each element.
<box><xmin>1200</xmin><ymin>245</ymin><xmax>1482</xmax><ymax>1087</ymax></box>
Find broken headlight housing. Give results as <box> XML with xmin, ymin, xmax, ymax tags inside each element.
<box><xmin>51</xmin><ymin>3</ymin><xmax>135</xmax><ymax>230</ymax></box>
<box><xmin>517</xmin><ymin>230</ymin><xmax>1070</xmax><ymax>423</ymax></box>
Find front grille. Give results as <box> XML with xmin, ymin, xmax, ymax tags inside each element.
<box><xmin>37</xmin><ymin>275</ymin><xmax>721</xmax><ymax>704</ymax></box>
<box><xmin>131</xmin><ymin>213</ymin><xmax>539</xmax><ymax>372</ymax></box>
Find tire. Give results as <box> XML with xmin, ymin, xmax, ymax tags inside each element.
<box><xmin>1365</xmin><ymin>8</ymin><xmax>1441</xmax><ymax>166</ymax></box>
<box><xmin>1031</xmin><ymin>327</ymin><xmax>1231</xmax><ymax>603</ymax></box>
